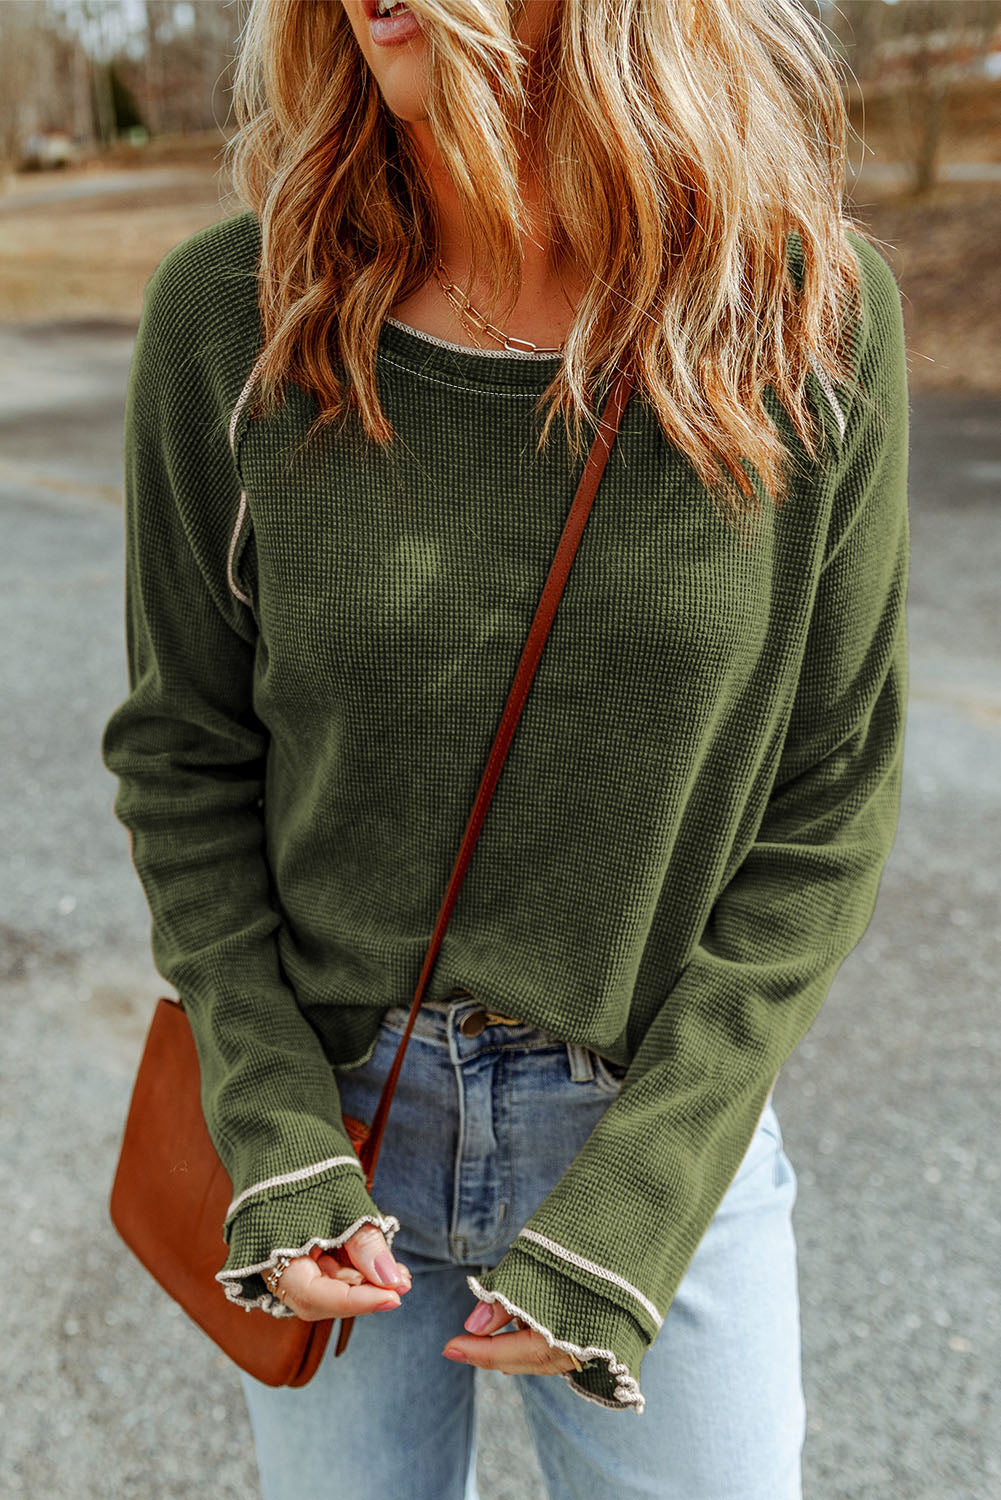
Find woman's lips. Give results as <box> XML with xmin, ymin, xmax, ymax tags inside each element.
<box><xmin>365</xmin><ymin>2</ymin><xmax>423</xmax><ymax>44</ymax></box>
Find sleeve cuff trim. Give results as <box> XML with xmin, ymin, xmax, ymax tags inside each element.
<box><xmin>516</xmin><ymin>1228</ymin><xmax>664</xmax><ymax>1331</ymax></box>
<box><xmin>466</xmin><ymin>1274</ymin><xmax>645</xmax><ymax>1414</ymax></box>
<box><xmin>216</xmin><ymin>1213</ymin><xmax>401</xmax><ymax>1316</ymax></box>
<box><xmin>225</xmin><ymin>1155</ymin><xmax>363</xmax><ymax>1221</ymax></box>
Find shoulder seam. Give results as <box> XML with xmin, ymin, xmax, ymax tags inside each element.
<box><xmin>226</xmin><ymin>350</ymin><xmax>270</xmax><ymax>607</ymax></box>
<box><xmin>808</xmin><ymin>353</ymin><xmax>847</xmax><ymax>443</ymax></box>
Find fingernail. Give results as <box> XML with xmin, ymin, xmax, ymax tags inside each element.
<box><xmin>374</xmin><ymin>1252</ymin><xmax>405</xmax><ymax>1286</ymax></box>
<box><xmin>376</xmin><ymin>1297</ymin><xmax>401</xmax><ymax>1311</ymax></box>
<box><xmin>442</xmin><ymin>1347</ymin><xmax>468</xmax><ymax>1363</ymax></box>
<box><xmin>464</xmin><ymin>1303</ymin><xmax>492</xmax><ymax>1333</ymax></box>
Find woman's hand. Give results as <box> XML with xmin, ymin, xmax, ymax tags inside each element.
<box><xmin>442</xmin><ymin>1303</ymin><xmax>584</xmax><ymax>1376</ymax></box>
<box><xmin>273</xmin><ymin>1223</ymin><xmax>412</xmax><ymax>1321</ymax></box>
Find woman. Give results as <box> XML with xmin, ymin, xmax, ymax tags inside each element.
<box><xmin>101</xmin><ymin>0</ymin><xmax>909</xmax><ymax>1495</ymax></box>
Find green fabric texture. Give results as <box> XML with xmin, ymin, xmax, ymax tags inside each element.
<box><xmin>101</xmin><ymin>208</ymin><xmax>909</xmax><ymax>1412</ymax></box>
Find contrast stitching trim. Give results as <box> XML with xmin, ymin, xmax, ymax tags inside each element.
<box><xmin>228</xmin><ymin>350</ymin><xmax>269</xmax><ymax>457</ymax></box>
<box><xmin>516</xmin><ymin>1228</ymin><xmax>664</xmax><ymax>1330</ymax></box>
<box><xmin>226</xmin><ymin>350</ymin><xmax>270</xmax><ymax>607</ymax></box>
<box><xmin>225</xmin><ymin>1155</ymin><xmax>364</xmax><ymax>1221</ymax></box>
<box><xmin>217</xmin><ymin>1216</ymin><xmax>401</xmax><ymax>1317</ymax></box>
<box><xmin>465</xmin><ymin>1275</ymin><xmax>645</xmax><ymax>1414</ymax></box>
<box><xmin>808</xmin><ymin>354</ymin><xmax>847</xmax><ymax>442</ymax></box>
<box><xmin>377</xmin><ymin>354</ymin><xmax>550</xmax><ymax>399</ymax></box>
<box><xmin>226</xmin><ymin>491</ymin><xmax>252</xmax><ymax>606</ymax></box>
<box><xmin>384</xmin><ymin>316</ymin><xmax>562</xmax><ymax>361</ymax></box>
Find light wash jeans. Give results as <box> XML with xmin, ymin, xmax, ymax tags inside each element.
<box><xmin>241</xmin><ymin>994</ymin><xmax>805</xmax><ymax>1500</ymax></box>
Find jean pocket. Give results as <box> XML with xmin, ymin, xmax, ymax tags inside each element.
<box><xmin>331</xmin><ymin>1024</ymin><xmax>394</xmax><ymax>1101</ymax></box>
<box><xmin>757</xmin><ymin>1100</ymin><xmax>783</xmax><ymax>1149</ymax></box>
<box><xmin>590</xmin><ymin>1051</ymin><xmax>630</xmax><ymax>1095</ymax></box>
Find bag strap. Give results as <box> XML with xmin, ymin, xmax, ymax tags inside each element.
<box><xmin>357</xmin><ymin>368</ymin><xmax>634</xmax><ymax>1188</ymax></box>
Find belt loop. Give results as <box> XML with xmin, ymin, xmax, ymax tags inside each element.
<box><xmin>565</xmin><ymin>1042</ymin><xmax>595</xmax><ymax>1083</ymax></box>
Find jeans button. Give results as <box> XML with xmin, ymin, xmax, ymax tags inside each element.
<box><xmin>459</xmin><ymin>1007</ymin><xmax>488</xmax><ymax>1037</ymax></box>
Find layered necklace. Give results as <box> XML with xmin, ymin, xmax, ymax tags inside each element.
<box><xmin>433</xmin><ymin>259</ymin><xmax>564</xmax><ymax>355</ymax></box>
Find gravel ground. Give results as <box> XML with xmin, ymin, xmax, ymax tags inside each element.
<box><xmin>1</xmin><ymin>321</ymin><xmax>998</xmax><ymax>1499</ymax></box>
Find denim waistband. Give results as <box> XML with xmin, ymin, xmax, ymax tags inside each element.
<box><xmin>380</xmin><ymin>1001</ymin><xmax>776</xmax><ymax>1112</ymax></box>
<box><xmin>382</xmin><ymin>997</ymin><xmax>559</xmax><ymax>1044</ymax></box>
<box><xmin>379</xmin><ymin>998</ymin><xmax>603</xmax><ymax>1082</ymax></box>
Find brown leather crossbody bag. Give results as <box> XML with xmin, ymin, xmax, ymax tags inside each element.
<box><xmin>109</xmin><ymin>370</ymin><xmax>633</xmax><ymax>1388</ymax></box>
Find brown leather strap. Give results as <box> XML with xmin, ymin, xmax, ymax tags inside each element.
<box><xmin>357</xmin><ymin>368</ymin><xmax>634</xmax><ymax>1189</ymax></box>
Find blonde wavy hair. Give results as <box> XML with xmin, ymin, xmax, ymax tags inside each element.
<box><xmin>225</xmin><ymin>0</ymin><xmax>874</xmax><ymax>522</ymax></box>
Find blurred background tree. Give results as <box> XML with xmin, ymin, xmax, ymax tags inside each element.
<box><xmin>1</xmin><ymin>0</ymin><xmax>999</xmax><ymax>393</ymax></box>
<box><xmin>826</xmin><ymin>0</ymin><xmax>1001</xmax><ymax>194</ymax></box>
<box><xmin>2</xmin><ymin>0</ymin><xmax>999</xmax><ymax>190</ymax></box>
<box><xmin>0</xmin><ymin>0</ymin><xmax>244</xmax><ymax>172</ymax></box>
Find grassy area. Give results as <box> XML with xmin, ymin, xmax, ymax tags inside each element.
<box><xmin>1</xmin><ymin>134</ymin><xmax>999</xmax><ymax>395</ymax></box>
<box><xmin>0</xmin><ymin>158</ymin><xmax>233</xmax><ymax>324</ymax></box>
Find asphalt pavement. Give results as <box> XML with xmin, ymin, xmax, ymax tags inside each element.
<box><xmin>1</xmin><ymin>318</ymin><xmax>998</xmax><ymax>1499</ymax></box>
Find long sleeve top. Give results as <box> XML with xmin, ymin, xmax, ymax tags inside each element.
<box><xmin>101</xmin><ymin>207</ymin><xmax>909</xmax><ymax>1413</ymax></box>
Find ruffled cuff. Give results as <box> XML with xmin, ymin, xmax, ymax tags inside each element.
<box><xmin>217</xmin><ymin>1162</ymin><xmax>400</xmax><ymax>1316</ymax></box>
<box><xmin>467</xmin><ymin>1241</ymin><xmax>650</xmax><ymax>1413</ymax></box>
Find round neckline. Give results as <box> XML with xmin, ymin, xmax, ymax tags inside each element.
<box><xmin>378</xmin><ymin>315</ymin><xmax>563</xmax><ymax>393</ymax></box>
<box><xmin>384</xmin><ymin>314</ymin><xmax>562</xmax><ymax>360</ymax></box>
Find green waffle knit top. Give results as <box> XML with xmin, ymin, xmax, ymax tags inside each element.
<box><xmin>101</xmin><ymin>208</ymin><xmax>909</xmax><ymax>1413</ymax></box>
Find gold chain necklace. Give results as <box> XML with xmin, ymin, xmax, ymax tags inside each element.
<box><xmin>433</xmin><ymin>259</ymin><xmax>563</xmax><ymax>355</ymax></box>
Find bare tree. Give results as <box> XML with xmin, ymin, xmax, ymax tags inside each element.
<box><xmin>891</xmin><ymin>0</ymin><xmax>1001</xmax><ymax>194</ymax></box>
<box><xmin>74</xmin><ymin>0</ymin><xmax>120</xmax><ymax>146</ymax></box>
<box><xmin>0</xmin><ymin>0</ymin><xmax>244</xmax><ymax>179</ymax></box>
<box><xmin>828</xmin><ymin>0</ymin><xmax>1001</xmax><ymax>195</ymax></box>
<box><xmin>124</xmin><ymin>0</ymin><xmax>243</xmax><ymax>138</ymax></box>
<box><xmin>0</xmin><ymin>1</ymin><xmax>96</xmax><ymax>176</ymax></box>
<box><xmin>0</xmin><ymin>4</ymin><xmax>47</xmax><ymax>175</ymax></box>
<box><xmin>823</xmin><ymin>0</ymin><xmax>891</xmax><ymax>104</ymax></box>
<box><xmin>143</xmin><ymin>0</ymin><xmax>175</xmax><ymax>137</ymax></box>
